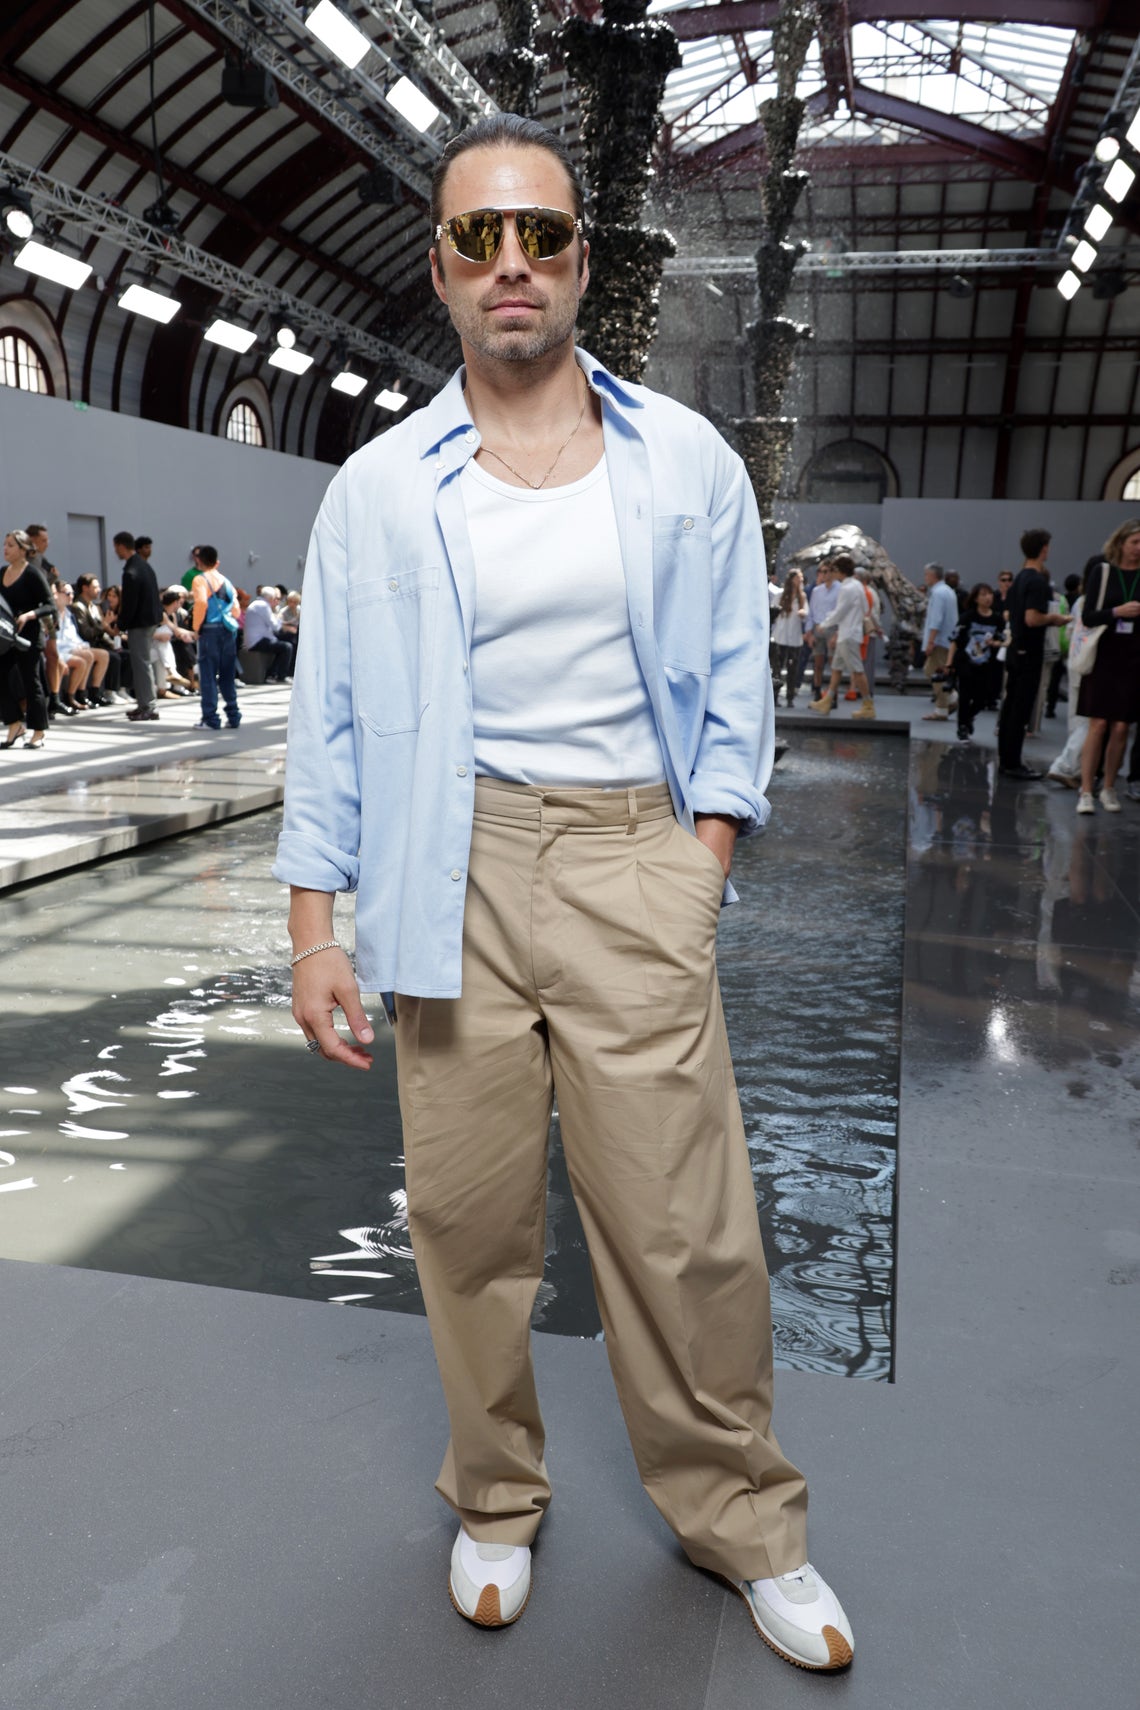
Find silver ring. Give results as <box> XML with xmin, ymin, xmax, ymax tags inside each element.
<box><xmin>305</xmin><ymin>1038</ymin><xmax>321</xmax><ymax>1054</ymax></box>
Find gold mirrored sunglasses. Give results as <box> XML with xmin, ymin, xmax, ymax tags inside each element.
<box><xmin>435</xmin><ymin>206</ymin><xmax>582</xmax><ymax>264</ymax></box>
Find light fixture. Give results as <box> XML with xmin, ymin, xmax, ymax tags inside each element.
<box><xmin>1070</xmin><ymin>239</ymin><xmax>1097</xmax><ymax>274</ymax></box>
<box><xmin>1057</xmin><ymin>270</ymin><xmax>1081</xmax><ymax>301</ymax></box>
<box><xmin>386</xmin><ymin>76</ymin><xmax>440</xmax><ymax>133</ymax></box>
<box><xmin>118</xmin><ymin>282</ymin><xmax>182</xmax><ymax>323</ymax></box>
<box><xmin>204</xmin><ymin>317</ymin><xmax>259</xmax><ymax>353</ymax></box>
<box><xmin>305</xmin><ymin>0</ymin><xmax>371</xmax><ymax>70</ymax></box>
<box><xmin>1127</xmin><ymin>109</ymin><xmax>1140</xmax><ymax>153</ymax></box>
<box><xmin>375</xmin><ymin>387</ymin><xmax>408</xmax><ymax>412</ymax></box>
<box><xmin>272</xmin><ymin>315</ymin><xmax>297</xmax><ymax>349</ymax></box>
<box><xmin>14</xmin><ymin>240</ymin><xmax>92</xmax><ymax>290</ymax></box>
<box><xmin>331</xmin><ymin>370</ymin><xmax>368</xmax><ymax>396</ymax></box>
<box><xmin>1103</xmin><ymin>159</ymin><xmax>1136</xmax><ymax>203</ymax></box>
<box><xmin>268</xmin><ymin>346</ymin><xmax>314</xmax><ymax>375</ymax></box>
<box><xmin>1084</xmin><ymin>203</ymin><xmax>1113</xmax><ymax>242</ymax></box>
<box><xmin>1092</xmin><ymin>266</ymin><xmax>1128</xmax><ymax>301</ymax></box>
<box><xmin>142</xmin><ymin>195</ymin><xmax>179</xmax><ymax>232</ymax></box>
<box><xmin>1</xmin><ymin>184</ymin><xmax>34</xmax><ymax>241</ymax></box>
<box><xmin>1095</xmin><ymin>134</ymin><xmax>1121</xmax><ymax>163</ymax></box>
<box><xmin>945</xmin><ymin>273</ymin><xmax>973</xmax><ymax>299</ymax></box>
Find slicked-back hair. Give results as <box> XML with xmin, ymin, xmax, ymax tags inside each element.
<box><xmin>430</xmin><ymin>113</ymin><xmax>584</xmax><ymax>239</ymax></box>
<box><xmin>1019</xmin><ymin>527</ymin><xmax>1051</xmax><ymax>560</ymax></box>
<box><xmin>112</xmin><ymin>530</ymin><xmax>135</xmax><ymax>550</ymax></box>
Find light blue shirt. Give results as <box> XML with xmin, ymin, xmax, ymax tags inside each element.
<box><xmin>272</xmin><ymin>349</ymin><xmax>775</xmax><ymax>997</ymax></box>
<box><xmin>925</xmin><ymin>580</ymin><xmax>958</xmax><ymax>649</ymax></box>
<box><xmin>807</xmin><ymin>580</ymin><xmax>839</xmax><ymax>630</ymax></box>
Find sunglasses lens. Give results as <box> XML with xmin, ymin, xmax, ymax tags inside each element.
<box><xmin>516</xmin><ymin>209</ymin><xmax>576</xmax><ymax>259</ymax></box>
<box><xmin>446</xmin><ymin>209</ymin><xmax>505</xmax><ymax>261</ymax></box>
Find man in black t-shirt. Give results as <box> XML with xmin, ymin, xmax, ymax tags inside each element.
<box><xmin>997</xmin><ymin>528</ymin><xmax>1069</xmax><ymax>777</ymax></box>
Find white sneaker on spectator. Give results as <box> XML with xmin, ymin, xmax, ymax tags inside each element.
<box><xmin>732</xmin><ymin>1561</ymin><xmax>853</xmax><ymax>1671</ymax></box>
<box><xmin>448</xmin><ymin>1528</ymin><xmax>531</xmax><ymax>1627</ymax></box>
<box><xmin>1101</xmin><ymin>787</ymin><xmax>1121</xmax><ymax>812</ymax></box>
<box><xmin>1077</xmin><ymin>792</ymin><xmax>1096</xmax><ymax>814</ymax></box>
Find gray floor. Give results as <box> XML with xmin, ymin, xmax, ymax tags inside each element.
<box><xmin>1</xmin><ymin>709</ymin><xmax>1138</xmax><ymax>1709</ymax></box>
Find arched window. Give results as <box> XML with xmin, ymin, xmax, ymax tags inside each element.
<box><xmin>225</xmin><ymin>400</ymin><xmax>265</xmax><ymax>446</ymax></box>
<box><xmin>797</xmin><ymin>439</ymin><xmax>898</xmax><ymax>504</ymax></box>
<box><xmin>1123</xmin><ymin>471</ymin><xmax>1140</xmax><ymax>501</ymax></box>
<box><xmin>0</xmin><ymin>330</ymin><xmax>50</xmax><ymax>394</ymax></box>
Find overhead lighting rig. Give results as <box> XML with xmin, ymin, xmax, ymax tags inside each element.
<box><xmin>0</xmin><ymin>149</ymin><xmax>448</xmax><ymax>390</ymax></box>
<box><xmin>1055</xmin><ymin>35</ymin><xmax>1140</xmax><ymax>300</ymax></box>
<box><xmin>1</xmin><ymin>183</ymin><xmax>34</xmax><ymax>241</ymax></box>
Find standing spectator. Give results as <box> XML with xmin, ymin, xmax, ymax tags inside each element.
<box><xmin>810</xmin><ymin>553</ymin><xmax>875</xmax><ymax>718</ymax></box>
<box><xmin>1047</xmin><ymin>576</ymin><xmax>1088</xmax><ymax>790</ymax></box>
<box><xmin>996</xmin><ymin>529</ymin><xmax>1068</xmax><ymax>779</ymax></box>
<box><xmin>1</xmin><ymin>528</ymin><xmax>52</xmax><ymax>748</ymax></box>
<box><xmin>921</xmin><ymin>563</ymin><xmax>959</xmax><ymax>720</ymax></box>
<box><xmin>244</xmin><ymin>585</ymin><xmax>294</xmax><ymax>682</ymax></box>
<box><xmin>856</xmin><ymin>566</ymin><xmax>883</xmax><ymax>700</ymax></box>
<box><xmin>987</xmin><ymin>569</ymin><xmax>1015</xmax><ymax>708</ymax></box>
<box><xmin>771</xmin><ymin>569</ymin><xmax>808</xmax><ymax>707</ymax></box>
<box><xmin>113</xmin><ymin>530</ymin><xmax>162</xmax><ymax>722</ymax></box>
<box><xmin>804</xmin><ymin>560</ymin><xmax>839</xmax><ymax>700</ymax></box>
<box><xmin>1045</xmin><ymin>574</ymin><xmax>1080</xmax><ymax>719</ymax></box>
<box><xmin>1076</xmin><ymin>520</ymin><xmax>1140</xmax><ymax>814</ymax></box>
<box><xmin>191</xmin><ymin>545</ymin><xmax>241</xmax><ymax>731</ymax></box>
<box><xmin>946</xmin><ymin>584</ymin><xmax>1002</xmax><ymax>744</ymax></box>
<box><xmin>944</xmin><ymin>570</ymin><xmax>968</xmax><ymax>617</ymax></box>
<box><xmin>25</xmin><ymin>524</ymin><xmax>56</xmax><ymax>582</ymax></box>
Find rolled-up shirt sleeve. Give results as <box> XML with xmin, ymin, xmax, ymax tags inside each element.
<box><xmin>688</xmin><ymin>434</ymin><xmax>773</xmax><ymax>835</ymax></box>
<box><xmin>272</xmin><ymin>470</ymin><xmax>362</xmax><ymax>893</ymax></box>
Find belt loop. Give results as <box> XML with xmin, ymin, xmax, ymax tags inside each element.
<box><xmin>626</xmin><ymin>787</ymin><xmax>638</xmax><ymax>835</ymax></box>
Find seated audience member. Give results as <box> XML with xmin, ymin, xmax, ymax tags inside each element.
<box><xmin>243</xmin><ymin>584</ymin><xmax>294</xmax><ymax>682</ymax></box>
<box><xmin>53</xmin><ymin>582</ymin><xmax>111</xmax><ymax>707</ymax></box>
<box><xmin>153</xmin><ymin>589</ymin><xmax>196</xmax><ymax>696</ymax></box>
<box><xmin>278</xmin><ymin>590</ymin><xmax>301</xmax><ymax>645</ymax></box>
<box><xmin>72</xmin><ymin>574</ymin><xmax>126</xmax><ymax>699</ymax></box>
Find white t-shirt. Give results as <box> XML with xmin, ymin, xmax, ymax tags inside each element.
<box><xmin>461</xmin><ymin>454</ymin><xmax>664</xmax><ymax>787</ymax></box>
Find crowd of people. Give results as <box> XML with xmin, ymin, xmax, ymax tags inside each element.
<box><xmin>0</xmin><ymin>524</ymin><xmax>301</xmax><ymax>747</ymax></box>
<box><xmin>773</xmin><ymin>522</ymin><xmax>1140</xmax><ymax>812</ymax></box>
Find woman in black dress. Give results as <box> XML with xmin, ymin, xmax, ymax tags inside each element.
<box><xmin>1</xmin><ymin>528</ymin><xmax>53</xmax><ymax>748</ymax></box>
<box><xmin>1077</xmin><ymin>520</ymin><xmax>1140</xmax><ymax>813</ymax></box>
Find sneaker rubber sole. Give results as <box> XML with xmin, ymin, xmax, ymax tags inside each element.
<box><xmin>448</xmin><ymin>1574</ymin><xmax>532</xmax><ymax>1629</ymax></box>
<box><xmin>721</xmin><ymin>1576</ymin><xmax>854</xmax><ymax>1672</ymax></box>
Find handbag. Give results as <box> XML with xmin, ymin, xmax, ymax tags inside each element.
<box><xmin>1068</xmin><ymin>563</ymin><xmax>1110</xmax><ymax>680</ymax></box>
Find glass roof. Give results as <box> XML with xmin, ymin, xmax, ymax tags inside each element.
<box><xmin>648</xmin><ymin>6</ymin><xmax>1076</xmax><ymax>155</ymax></box>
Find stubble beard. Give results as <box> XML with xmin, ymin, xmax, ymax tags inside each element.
<box><xmin>448</xmin><ymin>288</ymin><xmax>581</xmax><ymax>366</ymax></box>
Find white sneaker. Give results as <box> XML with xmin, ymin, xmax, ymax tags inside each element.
<box><xmin>734</xmin><ymin>1562</ymin><xmax>853</xmax><ymax>1671</ymax></box>
<box><xmin>448</xmin><ymin>1527</ymin><xmax>531</xmax><ymax>1627</ymax></box>
<box><xmin>1101</xmin><ymin>787</ymin><xmax>1121</xmax><ymax>812</ymax></box>
<box><xmin>1077</xmin><ymin>792</ymin><xmax>1096</xmax><ymax>814</ymax></box>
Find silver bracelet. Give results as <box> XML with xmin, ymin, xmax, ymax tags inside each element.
<box><xmin>290</xmin><ymin>940</ymin><xmax>342</xmax><ymax>967</ymax></box>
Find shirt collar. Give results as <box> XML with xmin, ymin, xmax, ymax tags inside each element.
<box><xmin>416</xmin><ymin>344</ymin><xmax>643</xmax><ymax>462</ymax></box>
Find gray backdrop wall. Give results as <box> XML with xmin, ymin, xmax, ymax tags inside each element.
<box><xmin>776</xmin><ymin>499</ymin><xmax>1140</xmax><ymax>585</ymax></box>
<box><xmin>0</xmin><ymin>387</ymin><xmax>338</xmax><ymax>593</ymax></box>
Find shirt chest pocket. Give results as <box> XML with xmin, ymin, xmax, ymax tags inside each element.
<box><xmin>348</xmin><ymin>566</ymin><xmax>439</xmax><ymax>735</ymax></box>
<box><xmin>652</xmin><ymin>514</ymin><xmax>712</xmax><ymax>674</ymax></box>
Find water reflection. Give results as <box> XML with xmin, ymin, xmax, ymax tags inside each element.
<box><xmin>0</xmin><ymin>739</ymin><xmax>906</xmax><ymax>1380</ymax></box>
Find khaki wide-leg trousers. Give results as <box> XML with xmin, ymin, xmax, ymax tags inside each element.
<box><xmin>394</xmin><ymin>779</ymin><xmax>809</xmax><ymax>1581</ymax></box>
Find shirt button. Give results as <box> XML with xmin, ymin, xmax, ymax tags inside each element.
<box><xmin>682</xmin><ymin>517</ymin><xmax>694</xmax><ymax>531</ymax></box>
<box><xmin>465</xmin><ymin>429</ymin><xmax>476</xmax><ymax>443</ymax></box>
<box><xmin>388</xmin><ymin>579</ymin><xmax>398</xmax><ymax>591</ymax></box>
<box><xmin>462</xmin><ymin>661</ymin><xmax>468</xmax><ymax>673</ymax></box>
<box><xmin>456</xmin><ymin>765</ymin><xmax>467</xmax><ymax>777</ymax></box>
<box><xmin>450</xmin><ymin>869</ymin><xmax>462</xmax><ymax>881</ymax></box>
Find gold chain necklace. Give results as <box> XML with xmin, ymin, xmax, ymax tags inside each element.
<box><xmin>470</xmin><ymin>384</ymin><xmax>589</xmax><ymax>491</ymax></box>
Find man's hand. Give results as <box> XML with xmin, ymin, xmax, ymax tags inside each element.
<box><xmin>694</xmin><ymin>813</ymin><xmax>739</xmax><ymax>879</ymax></box>
<box><xmin>292</xmin><ymin>946</ymin><xmax>375</xmax><ymax>1070</ymax></box>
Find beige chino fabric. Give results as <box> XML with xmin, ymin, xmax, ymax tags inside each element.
<box><xmin>394</xmin><ymin>778</ymin><xmax>809</xmax><ymax>1582</ymax></box>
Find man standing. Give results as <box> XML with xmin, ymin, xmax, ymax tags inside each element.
<box><xmin>190</xmin><ymin>546</ymin><xmax>241</xmax><ymax>731</ymax></box>
<box><xmin>997</xmin><ymin>529</ymin><xmax>1068</xmax><ymax>779</ymax></box>
<box><xmin>275</xmin><ymin>114</ymin><xmax>852</xmax><ymax>1673</ymax></box>
<box><xmin>244</xmin><ymin>585</ymin><xmax>294</xmax><ymax>681</ymax></box>
<box><xmin>810</xmin><ymin>553</ymin><xmax>875</xmax><ymax>718</ymax></box>
<box><xmin>25</xmin><ymin>524</ymin><xmax>56</xmax><ymax>582</ymax></box>
<box><xmin>804</xmin><ymin>559</ymin><xmax>839</xmax><ymax>698</ymax></box>
<box><xmin>113</xmin><ymin>530</ymin><xmax>161</xmax><ymax>721</ymax></box>
<box><xmin>920</xmin><ymin>563</ymin><xmax>959</xmax><ymax>720</ymax></box>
